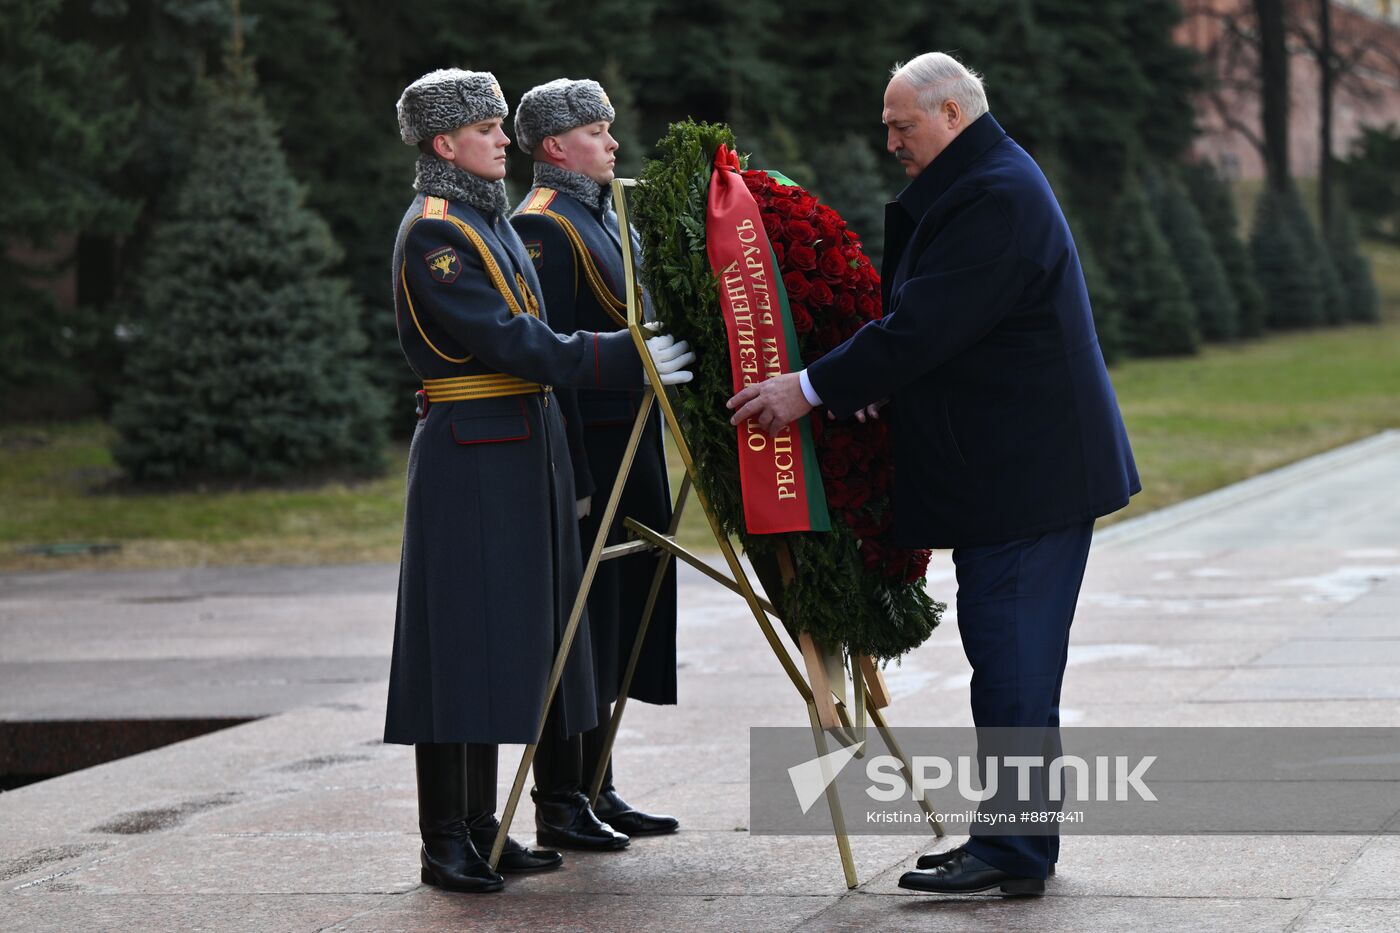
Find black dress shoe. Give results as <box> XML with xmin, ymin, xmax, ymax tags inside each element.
<box><xmin>917</xmin><ymin>844</ymin><xmax>1054</xmax><ymax>875</ymax></box>
<box><xmin>467</xmin><ymin>813</ymin><xmax>563</xmax><ymax>873</ymax></box>
<box><xmin>898</xmin><ymin>849</ymin><xmax>1044</xmax><ymax>896</ymax></box>
<box><xmin>593</xmin><ymin>788</ymin><xmax>680</xmax><ymax>837</ymax></box>
<box><xmin>420</xmin><ymin>820</ymin><xmax>505</xmax><ymax>893</ymax></box>
<box><xmin>532</xmin><ymin>789</ymin><xmax>629</xmax><ymax>851</ymax></box>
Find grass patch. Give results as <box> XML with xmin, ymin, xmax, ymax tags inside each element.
<box><xmin>3</xmin><ymin>241</ymin><xmax>1397</xmax><ymax>572</ymax></box>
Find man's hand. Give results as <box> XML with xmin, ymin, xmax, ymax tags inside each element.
<box><xmin>576</xmin><ymin>496</ymin><xmax>592</xmax><ymax>519</ymax></box>
<box><xmin>831</xmin><ymin>399</ymin><xmax>886</xmax><ymax>423</ymax></box>
<box><xmin>642</xmin><ymin>322</ymin><xmax>695</xmax><ymax>385</ymax></box>
<box><xmin>727</xmin><ymin>372</ymin><xmax>812</xmax><ymax>437</ymax></box>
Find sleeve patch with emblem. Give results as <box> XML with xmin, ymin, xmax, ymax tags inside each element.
<box><xmin>523</xmin><ymin>239</ymin><xmax>544</xmax><ymax>268</ymax></box>
<box><xmin>424</xmin><ymin>246</ymin><xmax>460</xmax><ymax>284</ymax></box>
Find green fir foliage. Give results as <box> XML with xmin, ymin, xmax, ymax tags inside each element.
<box><xmin>1250</xmin><ymin>186</ymin><xmax>1323</xmax><ymax>329</ymax></box>
<box><xmin>1183</xmin><ymin>161</ymin><xmax>1267</xmax><ymax>337</ymax></box>
<box><xmin>633</xmin><ymin>120</ymin><xmax>941</xmax><ymax>660</ymax></box>
<box><xmin>112</xmin><ymin>59</ymin><xmax>385</xmax><ymax>481</ymax></box>
<box><xmin>1052</xmin><ymin>178</ymin><xmax>1124</xmax><ymax>364</ymax></box>
<box><xmin>1327</xmin><ymin>195</ymin><xmax>1380</xmax><ymax>324</ymax></box>
<box><xmin>1147</xmin><ymin>168</ymin><xmax>1238</xmax><ymax>341</ymax></box>
<box><xmin>1105</xmin><ymin>177</ymin><xmax>1199</xmax><ymax>356</ymax></box>
<box><xmin>1280</xmin><ymin>186</ymin><xmax>1348</xmax><ymax>325</ymax></box>
<box><xmin>1340</xmin><ymin>123</ymin><xmax>1400</xmax><ymax>243</ymax></box>
<box><xmin>0</xmin><ymin>0</ymin><xmax>137</xmax><ymax>396</ymax></box>
<box><xmin>810</xmin><ymin>134</ymin><xmax>893</xmax><ymax>271</ymax></box>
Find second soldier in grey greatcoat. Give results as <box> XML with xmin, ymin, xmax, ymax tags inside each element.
<box><xmin>511</xmin><ymin>78</ymin><xmax>680</xmax><ymax>850</ymax></box>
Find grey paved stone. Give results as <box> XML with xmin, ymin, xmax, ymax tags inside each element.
<box><xmin>1198</xmin><ymin>665</ymin><xmax>1400</xmax><ymax>701</ymax></box>
<box><xmin>802</xmin><ymin>894</ymin><xmax>1309</xmax><ymax>932</ymax></box>
<box><xmin>1291</xmin><ymin>898</ymin><xmax>1400</xmax><ymax>932</ymax></box>
<box><xmin>1324</xmin><ymin>837</ymin><xmax>1400</xmax><ymax>898</ymax></box>
<box><xmin>3</xmin><ymin>430</ymin><xmax>1400</xmax><ymax>930</ymax></box>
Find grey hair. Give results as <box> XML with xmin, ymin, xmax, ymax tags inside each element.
<box><xmin>891</xmin><ymin>52</ymin><xmax>989</xmax><ymax>121</ymax></box>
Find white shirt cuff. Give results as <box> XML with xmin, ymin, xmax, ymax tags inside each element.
<box><xmin>798</xmin><ymin>369</ymin><xmax>823</xmax><ymax>407</ymax></box>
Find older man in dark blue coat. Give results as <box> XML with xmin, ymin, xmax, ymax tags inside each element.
<box><xmin>729</xmin><ymin>51</ymin><xmax>1140</xmax><ymax>896</ymax></box>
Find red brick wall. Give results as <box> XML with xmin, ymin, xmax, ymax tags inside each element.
<box><xmin>1180</xmin><ymin>0</ymin><xmax>1400</xmax><ymax>178</ymax></box>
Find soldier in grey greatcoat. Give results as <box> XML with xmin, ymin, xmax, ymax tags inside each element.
<box><xmin>384</xmin><ymin>68</ymin><xmax>693</xmax><ymax>893</ymax></box>
<box><xmin>511</xmin><ymin>78</ymin><xmax>680</xmax><ymax>850</ymax></box>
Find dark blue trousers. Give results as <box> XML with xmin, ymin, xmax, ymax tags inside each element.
<box><xmin>955</xmin><ymin>520</ymin><xmax>1094</xmax><ymax>880</ymax></box>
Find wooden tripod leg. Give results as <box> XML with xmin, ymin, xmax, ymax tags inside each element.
<box><xmin>857</xmin><ymin>656</ymin><xmax>891</xmax><ymax>710</ymax></box>
<box><xmin>587</xmin><ymin>474</ymin><xmax>692</xmax><ymax>806</ymax></box>
<box><xmin>778</xmin><ymin>544</ymin><xmax>841</xmax><ymax>730</ymax></box>
<box><xmin>807</xmin><ymin>700</ymin><xmax>859</xmax><ymax>889</ymax></box>
<box><xmin>489</xmin><ymin>390</ymin><xmax>657</xmax><ymax>871</ymax></box>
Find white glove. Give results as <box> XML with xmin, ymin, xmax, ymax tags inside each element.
<box><xmin>642</xmin><ymin>323</ymin><xmax>695</xmax><ymax>385</ymax></box>
<box><xmin>576</xmin><ymin>496</ymin><xmax>592</xmax><ymax>519</ymax></box>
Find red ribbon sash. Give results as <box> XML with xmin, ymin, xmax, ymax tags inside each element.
<box><xmin>705</xmin><ymin>145</ymin><xmax>827</xmax><ymax>534</ymax></box>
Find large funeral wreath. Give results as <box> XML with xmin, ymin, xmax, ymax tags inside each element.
<box><xmin>632</xmin><ymin>120</ymin><xmax>943</xmax><ymax>661</ymax></box>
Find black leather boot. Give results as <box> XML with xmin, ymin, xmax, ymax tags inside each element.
<box><xmin>533</xmin><ymin>727</ymin><xmax>628</xmax><ymax>850</ymax></box>
<box><xmin>414</xmin><ymin>743</ymin><xmax>503</xmax><ymax>893</ymax></box>
<box><xmin>584</xmin><ymin>713</ymin><xmax>679</xmax><ymax>837</ymax></box>
<box><xmin>465</xmin><ymin>742</ymin><xmax>562</xmax><ymax>873</ymax></box>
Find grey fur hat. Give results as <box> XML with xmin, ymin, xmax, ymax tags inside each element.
<box><xmin>514</xmin><ymin>78</ymin><xmax>615</xmax><ymax>155</ymax></box>
<box><xmin>396</xmin><ymin>68</ymin><xmax>508</xmax><ymax>145</ymax></box>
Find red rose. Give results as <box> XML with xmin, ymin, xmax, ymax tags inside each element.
<box><xmin>815</xmin><ymin>211</ymin><xmax>842</xmax><ymax>241</ymax></box>
<box><xmin>795</xmin><ymin>194</ymin><xmax>819</xmax><ymax>216</ymax></box>
<box><xmin>771</xmin><ymin>197</ymin><xmax>799</xmax><ymax>218</ymax></box>
<box><xmin>820</xmin><ymin>445</ymin><xmax>853</xmax><ymax>478</ymax></box>
<box><xmin>818</xmin><ymin>248</ymin><xmax>847</xmax><ymax>282</ymax></box>
<box><xmin>786</xmin><ymin>220</ymin><xmax>817</xmax><ymax>243</ymax></box>
<box><xmin>904</xmin><ymin>550</ymin><xmax>932</xmax><ymax>583</ymax></box>
<box><xmin>825</xmin><ymin>478</ymin><xmax>851</xmax><ymax>508</ymax></box>
<box><xmin>783</xmin><ymin>271</ymin><xmax>811</xmax><ymax>301</ymax></box>
<box><xmin>761</xmin><ymin>211</ymin><xmax>784</xmax><ymax>241</ymax></box>
<box><xmin>770</xmin><ymin>240</ymin><xmax>785</xmax><ymax>266</ymax></box>
<box><xmin>789</xmin><ymin>301</ymin><xmax>813</xmax><ymax>334</ymax></box>
<box><xmin>856</xmin><ymin>294</ymin><xmax>880</xmax><ymax>319</ymax></box>
<box><xmin>834</xmin><ymin>291</ymin><xmax>856</xmax><ymax>317</ymax></box>
<box><xmin>818</xmin><ymin>325</ymin><xmax>844</xmax><ymax>349</ymax></box>
<box><xmin>808</xmin><ymin>279</ymin><xmax>834</xmax><ymax>307</ymax></box>
<box><xmin>788</xmin><ymin>244</ymin><xmax>817</xmax><ymax>271</ymax></box>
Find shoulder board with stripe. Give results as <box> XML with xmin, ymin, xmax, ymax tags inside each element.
<box><xmin>518</xmin><ymin>188</ymin><xmax>558</xmax><ymax>215</ymax></box>
<box><xmin>423</xmin><ymin>197</ymin><xmax>448</xmax><ymax>221</ymax></box>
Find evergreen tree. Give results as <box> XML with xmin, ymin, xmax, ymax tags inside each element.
<box><xmin>1280</xmin><ymin>185</ymin><xmax>1348</xmax><ymax>324</ymax></box>
<box><xmin>810</xmin><ymin>134</ymin><xmax>889</xmax><ymax>270</ymax></box>
<box><xmin>1250</xmin><ymin>186</ymin><xmax>1322</xmax><ymax>329</ymax></box>
<box><xmin>1105</xmin><ymin>177</ymin><xmax>1199</xmax><ymax>356</ymax></box>
<box><xmin>112</xmin><ymin>50</ymin><xmax>385</xmax><ymax>481</ymax></box>
<box><xmin>1036</xmin><ymin>0</ymin><xmax>1201</xmax><ymax>218</ymax></box>
<box><xmin>1052</xmin><ymin>176</ymin><xmax>1124</xmax><ymax>364</ymax></box>
<box><xmin>0</xmin><ymin>0</ymin><xmax>137</xmax><ymax>401</ymax></box>
<box><xmin>599</xmin><ymin>54</ymin><xmax>646</xmax><ymax>179</ymax></box>
<box><xmin>1340</xmin><ymin>124</ymin><xmax>1400</xmax><ymax>243</ymax></box>
<box><xmin>1146</xmin><ymin>168</ymin><xmax>1238</xmax><ymax>341</ymax></box>
<box><xmin>1183</xmin><ymin>160</ymin><xmax>1267</xmax><ymax>337</ymax></box>
<box><xmin>244</xmin><ymin>0</ymin><xmax>404</xmax><ymax>427</ymax></box>
<box><xmin>1077</xmin><ymin>232</ymin><xmax>1126</xmax><ymax>366</ymax></box>
<box><xmin>1327</xmin><ymin>194</ymin><xmax>1380</xmax><ymax>324</ymax></box>
<box><xmin>913</xmin><ymin>0</ymin><xmax>1065</xmax><ymax>155</ymax></box>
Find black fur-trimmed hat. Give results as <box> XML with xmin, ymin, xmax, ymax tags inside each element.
<box><xmin>396</xmin><ymin>68</ymin><xmax>508</xmax><ymax>145</ymax></box>
<box><xmin>514</xmin><ymin>78</ymin><xmax>615</xmax><ymax>155</ymax></box>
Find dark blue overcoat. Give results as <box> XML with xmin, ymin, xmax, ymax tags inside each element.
<box><xmin>807</xmin><ymin>114</ymin><xmax>1140</xmax><ymax>548</ymax></box>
